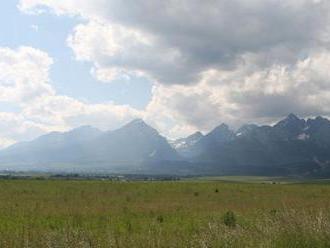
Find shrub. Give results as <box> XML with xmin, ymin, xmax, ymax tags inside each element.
<box><xmin>270</xmin><ymin>208</ymin><xmax>278</xmax><ymax>216</ymax></box>
<box><xmin>156</xmin><ymin>215</ymin><xmax>164</xmax><ymax>223</ymax></box>
<box><xmin>223</xmin><ymin>211</ymin><xmax>236</xmax><ymax>227</ymax></box>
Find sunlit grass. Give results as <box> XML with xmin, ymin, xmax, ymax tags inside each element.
<box><xmin>0</xmin><ymin>180</ymin><xmax>329</xmax><ymax>247</ymax></box>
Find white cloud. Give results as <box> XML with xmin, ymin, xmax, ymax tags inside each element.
<box><xmin>18</xmin><ymin>0</ymin><xmax>105</xmax><ymax>16</ymax></box>
<box><xmin>23</xmin><ymin>95</ymin><xmax>142</xmax><ymax>131</ymax></box>
<box><xmin>144</xmin><ymin>50</ymin><xmax>330</xmax><ymax>136</ymax></box>
<box><xmin>16</xmin><ymin>0</ymin><xmax>330</xmax><ymax>139</ymax></box>
<box><xmin>30</xmin><ymin>24</ymin><xmax>39</xmax><ymax>32</ymax></box>
<box><xmin>0</xmin><ymin>137</ymin><xmax>16</xmax><ymax>149</ymax></box>
<box><xmin>0</xmin><ymin>112</ymin><xmax>46</xmax><ymax>147</ymax></box>
<box><xmin>67</xmin><ymin>21</ymin><xmax>188</xmax><ymax>84</ymax></box>
<box><xmin>0</xmin><ymin>46</ymin><xmax>54</xmax><ymax>103</ymax></box>
<box><xmin>19</xmin><ymin>0</ymin><xmax>330</xmax><ymax>85</ymax></box>
<box><xmin>0</xmin><ymin>46</ymin><xmax>141</xmax><ymax>148</ymax></box>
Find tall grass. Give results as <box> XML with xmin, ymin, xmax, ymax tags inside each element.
<box><xmin>0</xmin><ymin>180</ymin><xmax>329</xmax><ymax>247</ymax></box>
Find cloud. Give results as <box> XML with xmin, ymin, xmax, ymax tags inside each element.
<box><xmin>0</xmin><ymin>46</ymin><xmax>54</xmax><ymax>103</ymax></box>
<box><xmin>23</xmin><ymin>95</ymin><xmax>141</xmax><ymax>131</ymax></box>
<box><xmin>67</xmin><ymin>21</ymin><xmax>194</xmax><ymax>85</ymax></box>
<box><xmin>30</xmin><ymin>24</ymin><xmax>39</xmax><ymax>32</ymax></box>
<box><xmin>17</xmin><ymin>0</ymin><xmax>330</xmax><ymax>138</ymax></box>
<box><xmin>146</xmin><ymin>50</ymin><xmax>330</xmax><ymax>135</ymax></box>
<box><xmin>0</xmin><ymin>46</ymin><xmax>141</xmax><ymax>148</ymax></box>
<box><xmin>0</xmin><ymin>112</ymin><xmax>46</xmax><ymax>146</ymax></box>
<box><xmin>0</xmin><ymin>137</ymin><xmax>16</xmax><ymax>149</ymax></box>
<box><xmin>19</xmin><ymin>0</ymin><xmax>330</xmax><ymax>86</ymax></box>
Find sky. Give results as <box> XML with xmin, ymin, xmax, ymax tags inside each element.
<box><xmin>1</xmin><ymin>0</ymin><xmax>330</xmax><ymax>148</ymax></box>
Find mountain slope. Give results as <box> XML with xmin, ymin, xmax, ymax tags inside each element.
<box><xmin>174</xmin><ymin>114</ymin><xmax>330</xmax><ymax>175</ymax></box>
<box><xmin>0</xmin><ymin>126</ymin><xmax>103</xmax><ymax>167</ymax></box>
<box><xmin>171</xmin><ymin>131</ymin><xmax>204</xmax><ymax>157</ymax></box>
<box><xmin>0</xmin><ymin>119</ymin><xmax>180</xmax><ymax>172</ymax></box>
<box><xmin>85</xmin><ymin>119</ymin><xmax>180</xmax><ymax>166</ymax></box>
<box><xmin>1</xmin><ymin>114</ymin><xmax>330</xmax><ymax>176</ymax></box>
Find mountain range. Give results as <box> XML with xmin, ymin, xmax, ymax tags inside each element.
<box><xmin>1</xmin><ymin>114</ymin><xmax>330</xmax><ymax>176</ymax></box>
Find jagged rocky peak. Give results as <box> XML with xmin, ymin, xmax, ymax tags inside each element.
<box><xmin>171</xmin><ymin>131</ymin><xmax>204</xmax><ymax>150</ymax></box>
<box><xmin>275</xmin><ymin>113</ymin><xmax>303</xmax><ymax>125</ymax></box>
<box><xmin>274</xmin><ymin>113</ymin><xmax>306</xmax><ymax>130</ymax></box>
<box><xmin>182</xmin><ymin>131</ymin><xmax>204</xmax><ymax>143</ymax></box>
<box><xmin>219</xmin><ymin>123</ymin><xmax>229</xmax><ymax>129</ymax></box>
<box><xmin>287</xmin><ymin>113</ymin><xmax>300</xmax><ymax>120</ymax></box>
<box><xmin>308</xmin><ymin>116</ymin><xmax>330</xmax><ymax>125</ymax></box>
<box><xmin>236</xmin><ymin>124</ymin><xmax>258</xmax><ymax>136</ymax></box>
<box><xmin>207</xmin><ymin>123</ymin><xmax>234</xmax><ymax>142</ymax></box>
<box><xmin>187</xmin><ymin>131</ymin><xmax>204</xmax><ymax>140</ymax></box>
<box><xmin>306</xmin><ymin>116</ymin><xmax>330</xmax><ymax>133</ymax></box>
<box><xmin>212</xmin><ymin>123</ymin><xmax>230</xmax><ymax>132</ymax></box>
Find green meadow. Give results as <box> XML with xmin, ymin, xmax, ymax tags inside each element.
<box><xmin>0</xmin><ymin>179</ymin><xmax>330</xmax><ymax>247</ymax></box>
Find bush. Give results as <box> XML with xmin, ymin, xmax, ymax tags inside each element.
<box><xmin>270</xmin><ymin>208</ymin><xmax>278</xmax><ymax>216</ymax></box>
<box><xmin>156</xmin><ymin>215</ymin><xmax>164</xmax><ymax>223</ymax></box>
<box><xmin>223</xmin><ymin>211</ymin><xmax>236</xmax><ymax>227</ymax></box>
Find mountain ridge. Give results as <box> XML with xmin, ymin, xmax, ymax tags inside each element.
<box><xmin>1</xmin><ymin>115</ymin><xmax>330</xmax><ymax>176</ymax></box>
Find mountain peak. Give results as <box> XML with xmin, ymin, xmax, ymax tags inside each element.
<box><xmin>275</xmin><ymin>113</ymin><xmax>304</xmax><ymax>128</ymax></box>
<box><xmin>306</xmin><ymin>116</ymin><xmax>330</xmax><ymax>130</ymax></box>
<box><xmin>210</xmin><ymin>123</ymin><xmax>231</xmax><ymax>135</ymax></box>
<box><xmin>128</xmin><ymin>118</ymin><xmax>147</xmax><ymax>125</ymax></box>
<box><xmin>315</xmin><ymin>116</ymin><xmax>328</xmax><ymax>122</ymax></box>
<box><xmin>183</xmin><ymin>131</ymin><xmax>204</xmax><ymax>144</ymax></box>
<box><xmin>123</xmin><ymin>118</ymin><xmax>151</xmax><ymax>129</ymax></box>
<box><xmin>188</xmin><ymin>131</ymin><xmax>203</xmax><ymax>139</ymax></box>
<box><xmin>214</xmin><ymin>123</ymin><xmax>229</xmax><ymax>131</ymax></box>
<box><xmin>207</xmin><ymin>123</ymin><xmax>234</xmax><ymax>142</ymax></box>
<box><xmin>170</xmin><ymin>131</ymin><xmax>204</xmax><ymax>152</ymax></box>
<box><xmin>287</xmin><ymin>113</ymin><xmax>299</xmax><ymax>120</ymax></box>
<box><xmin>236</xmin><ymin>124</ymin><xmax>258</xmax><ymax>136</ymax></box>
<box><xmin>120</xmin><ymin>118</ymin><xmax>159</xmax><ymax>136</ymax></box>
<box><xmin>273</xmin><ymin>113</ymin><xmax>306</xmax><ymax>138</ymax></box>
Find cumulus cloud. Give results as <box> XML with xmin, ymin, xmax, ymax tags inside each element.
<box><xmin>0</xmin><ymin>46</ymin><xmax>141</xmax><ymax>148</ymax></box>
<box><xmin>17</xmin><ymin>0</ymin><xmax>330</xmax><ymax>137</ymax></box>
<box><xmin>19</xmin><ymin>0</ymin><xmax>330</xmax><ymax>85</ymax></box>
<box><xmin>0</xmin><ymin>112</ymin><xmax>47</xmax><ymax>146</ymax></box>
<box><xmin>23</xmin><ymin>95</ymin><xmax>141</xmax><ymax>131</ymax></box>
<box><xmin>0</xmin><ymin>46</ymin><xmax>54</xmax><ymax>103</ymax></box>
<box><xmin>146</xmin><ymin>50</ymin><xmax>330</xmax><ymax>136</ymax></box>
<box><xmin>66</xmin><ymin>21</ymin><xmax>194</xmax><ymax>84</ymax></box>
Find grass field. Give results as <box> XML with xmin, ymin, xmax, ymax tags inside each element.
<box><xmin>0</xmin><ymin>179</ymin><xmax>330</xmax><ymax>247</ymax></box>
